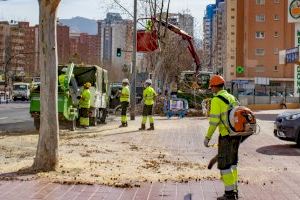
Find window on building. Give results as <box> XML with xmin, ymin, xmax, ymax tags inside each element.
<box><xmin>274</xmin><ymin>31</ymin><xmax>279</xmax><ymax>37</ymax></box>
<box><xmin>274</xmin><ymin>48</ymin><xmax>279</xmax><ymax>54</ymax></box>
<box><xmin>231</xmin><ymin>8</ymin><xmax>235</xmax><ymax>11</ymax></box>
<box><xmin>231</xmin><ymin>16</ymin><xmax>235</xmax><ymax>19</ymax></box>
<box><xmin>274</xmin><ymin>65</ymin><xmax>278</xmax><ymax>71</ymax></box>
<box><xmin>255</xmin><ymin>48</ymin><xmax>265</xmax><ymax>56</ymax></box>
<box><xmin>274</xmin><ymin>14</ymin><xmax>279</xmax><ymax>20</ymax></box>
<box><xmin>255</xmin><ymin>31</ymin><xmax>265</xmax><ymax>39</ymax></box>
<box><xmin>256</xmin><ymin>15</ymin><xmax>265</xmax><ymax>22</ymax></box>
<box><xmin>256</xmin><ymin>0</ymin><xmax>265</xmax><ymax>5</ymax></box>
<box><xmin>274</xmin><ymin>0</ymin><xmax>280</xmax><ymax>3</ymax></box>
<box><xmin>256</xmin><ymin>65</ymin><xmax>265</xmax><ymax>72</ymax></box>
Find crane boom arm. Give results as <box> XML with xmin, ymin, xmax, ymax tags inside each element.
<box><xmin>151</xmin><ymin>18</ymin><xmax>201</xmax><ymax>73</ymax></box>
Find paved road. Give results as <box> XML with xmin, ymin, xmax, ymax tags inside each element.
<box><xmin>0</xmin><ymin>102</ymin><xmax>34</xmax><ymax>133</ymax></box>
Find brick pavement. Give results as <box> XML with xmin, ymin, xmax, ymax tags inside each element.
<box><xmin>1</xmin><ymin>111</ymin><xmax>300</xmax><ymax>200</ymax></box>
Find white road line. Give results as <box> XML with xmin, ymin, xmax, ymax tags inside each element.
<box><xmin>0</xmin><ymin>117</ymin><xmax>8</xmax><ymax>120</ymax></box>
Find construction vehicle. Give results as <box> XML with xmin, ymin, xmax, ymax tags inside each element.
<box><xmin>30</xmin><ymin>63</ymin><xmax>109</xmax><ymax>130</ymax></box>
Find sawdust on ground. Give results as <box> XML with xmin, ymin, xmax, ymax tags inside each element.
<box><xmin>0</xmin><ymin>119</ymin><xmax>218</xmax><ymax>187</ymax></box>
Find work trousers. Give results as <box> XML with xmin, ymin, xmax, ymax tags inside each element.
<box><xmin>218</xmin><ymin>135</ymin><xmax>241</xmax><ymax>192</ymax></box>
<box><xmin>142</xmin><ymin>104</ymin><xmax>154</xmax><ymax>124</ymax></box>
<box><xmin>79</xmin><ymin>108</ymin><xmax>90</xmax><ymax>126</ymax></box>
<box><xmin>121</xmin><ymin>101</ymin><xmax>129</xmax><ymax>123</ymax></box>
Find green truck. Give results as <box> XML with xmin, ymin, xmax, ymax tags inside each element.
<box><xmin>30</xmin><ymin>63</ymin><xmax>109</xmax><ymax>130</ymax></box>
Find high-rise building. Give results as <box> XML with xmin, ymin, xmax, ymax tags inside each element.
<box><xmin>0</xmin><ymin>21</ymin><xmax>10</xmax><ymax>80</ymax></box>
<box><xmin>203</xmin><ymin>4</ymin><xmax>216</xmax><ymax>71</ymax></box>
<box><xmin>206</xmin><ymin>0</ymin><xmax>295</xmax><ymax>87</ymax></box>
<box><xmin>235</xmin><ymin>0</ymin><xmax>294</xmax><ymax>87</ymax></box>
<box><xmin>212</xmin><ymin>1</ymin><xmax>225</xmax><ymax>74</ymax></box>
<box><xmin>97</xmin><ymin>13</ymin><xmax>133</xmax><ymax>81</ymax></box>
<box><xmin>165</xmin><ymin>13</ymin><xmax>194</xmax><ymax>36</ymax></box>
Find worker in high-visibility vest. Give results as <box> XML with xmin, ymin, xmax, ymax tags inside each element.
<box><xmin>78</xmin><ymin>82</ymin><xmax>91</xmax><ymax>129</ymax></box>
<box><xmin>58</xmin><ymin>67</ymin><xmax>68</xmax><ymax>91</ymax></box>
<box><xmin>139</xmin><ymin>79</ymin><xmax>157</xmax><ymax>131</ymax></box>
<box><xmin>119</xmin><ymin>78</ymin><xmax>130</xmax><ymax>128</ymax></box>
<box><xmin>204</xmin><ymin>75</ymin><xmax>240</xmax><ymax>200</ymax></box>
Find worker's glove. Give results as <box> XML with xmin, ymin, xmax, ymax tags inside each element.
<box><xmin>204</xmin><ymin>137</ymin><xmax>210</xmax><ymax>148</ymax></box>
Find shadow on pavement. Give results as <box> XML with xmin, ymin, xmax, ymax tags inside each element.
<box><xmin>0</xmin><ymin>167</ymin><xmax>38</xmax><ymax>181</ymax></box>
<box><xmin>256</xmin><ymin>144</ymin><xmax>300</xmax><ymax>156</ymax></box>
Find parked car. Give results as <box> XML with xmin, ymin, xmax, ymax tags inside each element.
<box><xmin>274</xmin><ymin>111</ymin><xmax>300</xmax><ymax>147</ymax></box>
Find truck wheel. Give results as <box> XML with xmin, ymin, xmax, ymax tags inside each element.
<box><xmin>296</xmin><ymin>131</ymin><xmax>300</xmax><ymax>148</ymax></box>
<box><xmin>99</xmin><ymin>109</ymin><xmax>107</xmax><ymax>124</ymax></box>
<box><xmin>34</xmin><ymin>117</ymin><xmax>40</xmax><ymax>130</ymax></box>
<box><xmin>69</xmin><ymin>120</ymin><xmax>76</xmax><ymax>131</ymax></box>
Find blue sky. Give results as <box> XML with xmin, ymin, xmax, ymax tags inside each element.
<box><xmin>0</xmin><ymin>0</ymin><xmax>215</xmax><ymax>38</ymax></box>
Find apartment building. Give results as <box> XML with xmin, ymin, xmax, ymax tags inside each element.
<box><xmin>0</xmin><ymin>21</ymin><xmax>10</xmax><ymax>80</ymax></box>
<box><xmin>206</xmin><ymin>0</ymin><xmax>295</xmax><ymax>87</ymax></box>
<box><xmin>212</xmin><ymin>1</ymin><xmax>226</xmax><ymax>74</ymax></box>
<box><xmin>97</xmin><ymin>13</ymin><xmax>133</xmax><ymax>81</ymax></box>
<box><xmin>236</xmin><ymin>0</ymin><xmax>294</xmax><ymax>87</ymax></box>
<box><xmin>203</xmin><ymin>4</ymin><xmax>216</xmax><ymax>71</ymax></box>
<box><xmin>69</xmin><ymin>33</ymin><xmax>101</xmax><ymax>65</ymax></box>
<box><xmin>57</xmin><ymin>25</ymin><xmax>70</xmax><ymax>65</ymax></box>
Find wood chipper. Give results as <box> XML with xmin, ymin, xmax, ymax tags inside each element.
<box><xmin>30</xmin><ymin>63</ymin><xmax>109</xmax><ymax>131</ymax></box>
<box><xmin>30</xmin><ymin>63</ymin><xmax>79</xmax><ymax>130</ymax></box>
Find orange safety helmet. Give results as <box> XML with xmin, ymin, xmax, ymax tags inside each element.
<box><xmin>209</xmin><ymin>75</ymin><xmax>225</xmax><ymax>87</ymax></box>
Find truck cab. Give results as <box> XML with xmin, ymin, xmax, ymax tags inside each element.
<box><xmin>12</xmin><ymin>82</ymin><xmax>30</xmax><ymax>101</ymax></box>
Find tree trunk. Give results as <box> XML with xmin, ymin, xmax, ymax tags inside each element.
<box><xmin>33</xmin><ymin>0</ymin><xmax>61</xmax><ymax>171</ymax></box>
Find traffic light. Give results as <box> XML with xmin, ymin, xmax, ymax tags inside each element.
<box><xmin>117</xmin><ymin>48</ymin><xmax>122</xmax><ymax>57</ymax></box>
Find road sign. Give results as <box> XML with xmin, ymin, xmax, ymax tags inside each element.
<box><xmin>285</xmin><ymin>46</ymin><xmax>300</xmax><ymax>64</ymax></box>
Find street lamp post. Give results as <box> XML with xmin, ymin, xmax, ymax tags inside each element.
<box><xmin>130</xmin><ymin>0</ymin><xmax>137</xmax><ymax>120</ymax></box>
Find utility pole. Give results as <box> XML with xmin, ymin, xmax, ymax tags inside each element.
<box><xmin>130</xmin><ymin>0</ymin><xmax>137</xmax><ymax>120</ymax></box>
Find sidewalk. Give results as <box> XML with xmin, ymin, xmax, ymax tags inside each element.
<box><xmin>0</xmin><ymin>179</ymin><xmax>299</xmax><ymax>200</ymax></box>
<box><xmin>0</xmin><ymin>115</ymin><xmax>300</xmax><ymax>199</ymax></box>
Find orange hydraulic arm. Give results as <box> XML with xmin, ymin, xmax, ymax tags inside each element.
<box><xmin>151</xmin><ymin>18</ymin><xmax>201</xmax><ymax>73</ymax></box>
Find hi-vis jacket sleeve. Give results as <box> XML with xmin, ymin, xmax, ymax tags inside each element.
<box><xmin>205</xmin><ymin>98</ymin><xmax>221</xmax><ymax>139</ymax></box>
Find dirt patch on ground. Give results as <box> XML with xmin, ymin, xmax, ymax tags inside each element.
<box><xmin>0</xmin><ymin>120</ymin><xmax>219</xmax><ymax>187</ymax></box>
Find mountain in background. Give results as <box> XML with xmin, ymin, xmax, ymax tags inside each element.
<box><xmin>59</xmin><ymin>16</ymin><xmax>98</xmax><ymax>35</ymax></box>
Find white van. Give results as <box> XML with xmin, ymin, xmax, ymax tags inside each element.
<box><xmin>12</xmin><ymin>83</ymin><xmax>30</xmax><ymax>101</ymax></box>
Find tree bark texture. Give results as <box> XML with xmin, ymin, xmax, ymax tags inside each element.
<box><xmin>33</xmin><ymin>0</ymin><xmax>61</xmax><ymax>171</ymax></box>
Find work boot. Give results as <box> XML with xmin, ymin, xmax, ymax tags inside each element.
<box><xmin>147</xmin><ymin>123</ymin><xmax>154</xmax><ymax>130</ymax></box>
<box><xmin>139</xmin><ymin>124</ymin><xmax>146</xmax><ymax>130</ymax></box>
<box><xmin>217</xmin><ymin>192</ymin><xmax>237</xmax><ymax>200</ymax></box>
<box><xmin>234</xmin><ymin>191</ymin><xmax>238</xmax><ymax>199</ymax></box>
<box><xmin>119</xmin><ymin>122</ymin><xmax>127</xmax><ymax>128</ymax></box>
